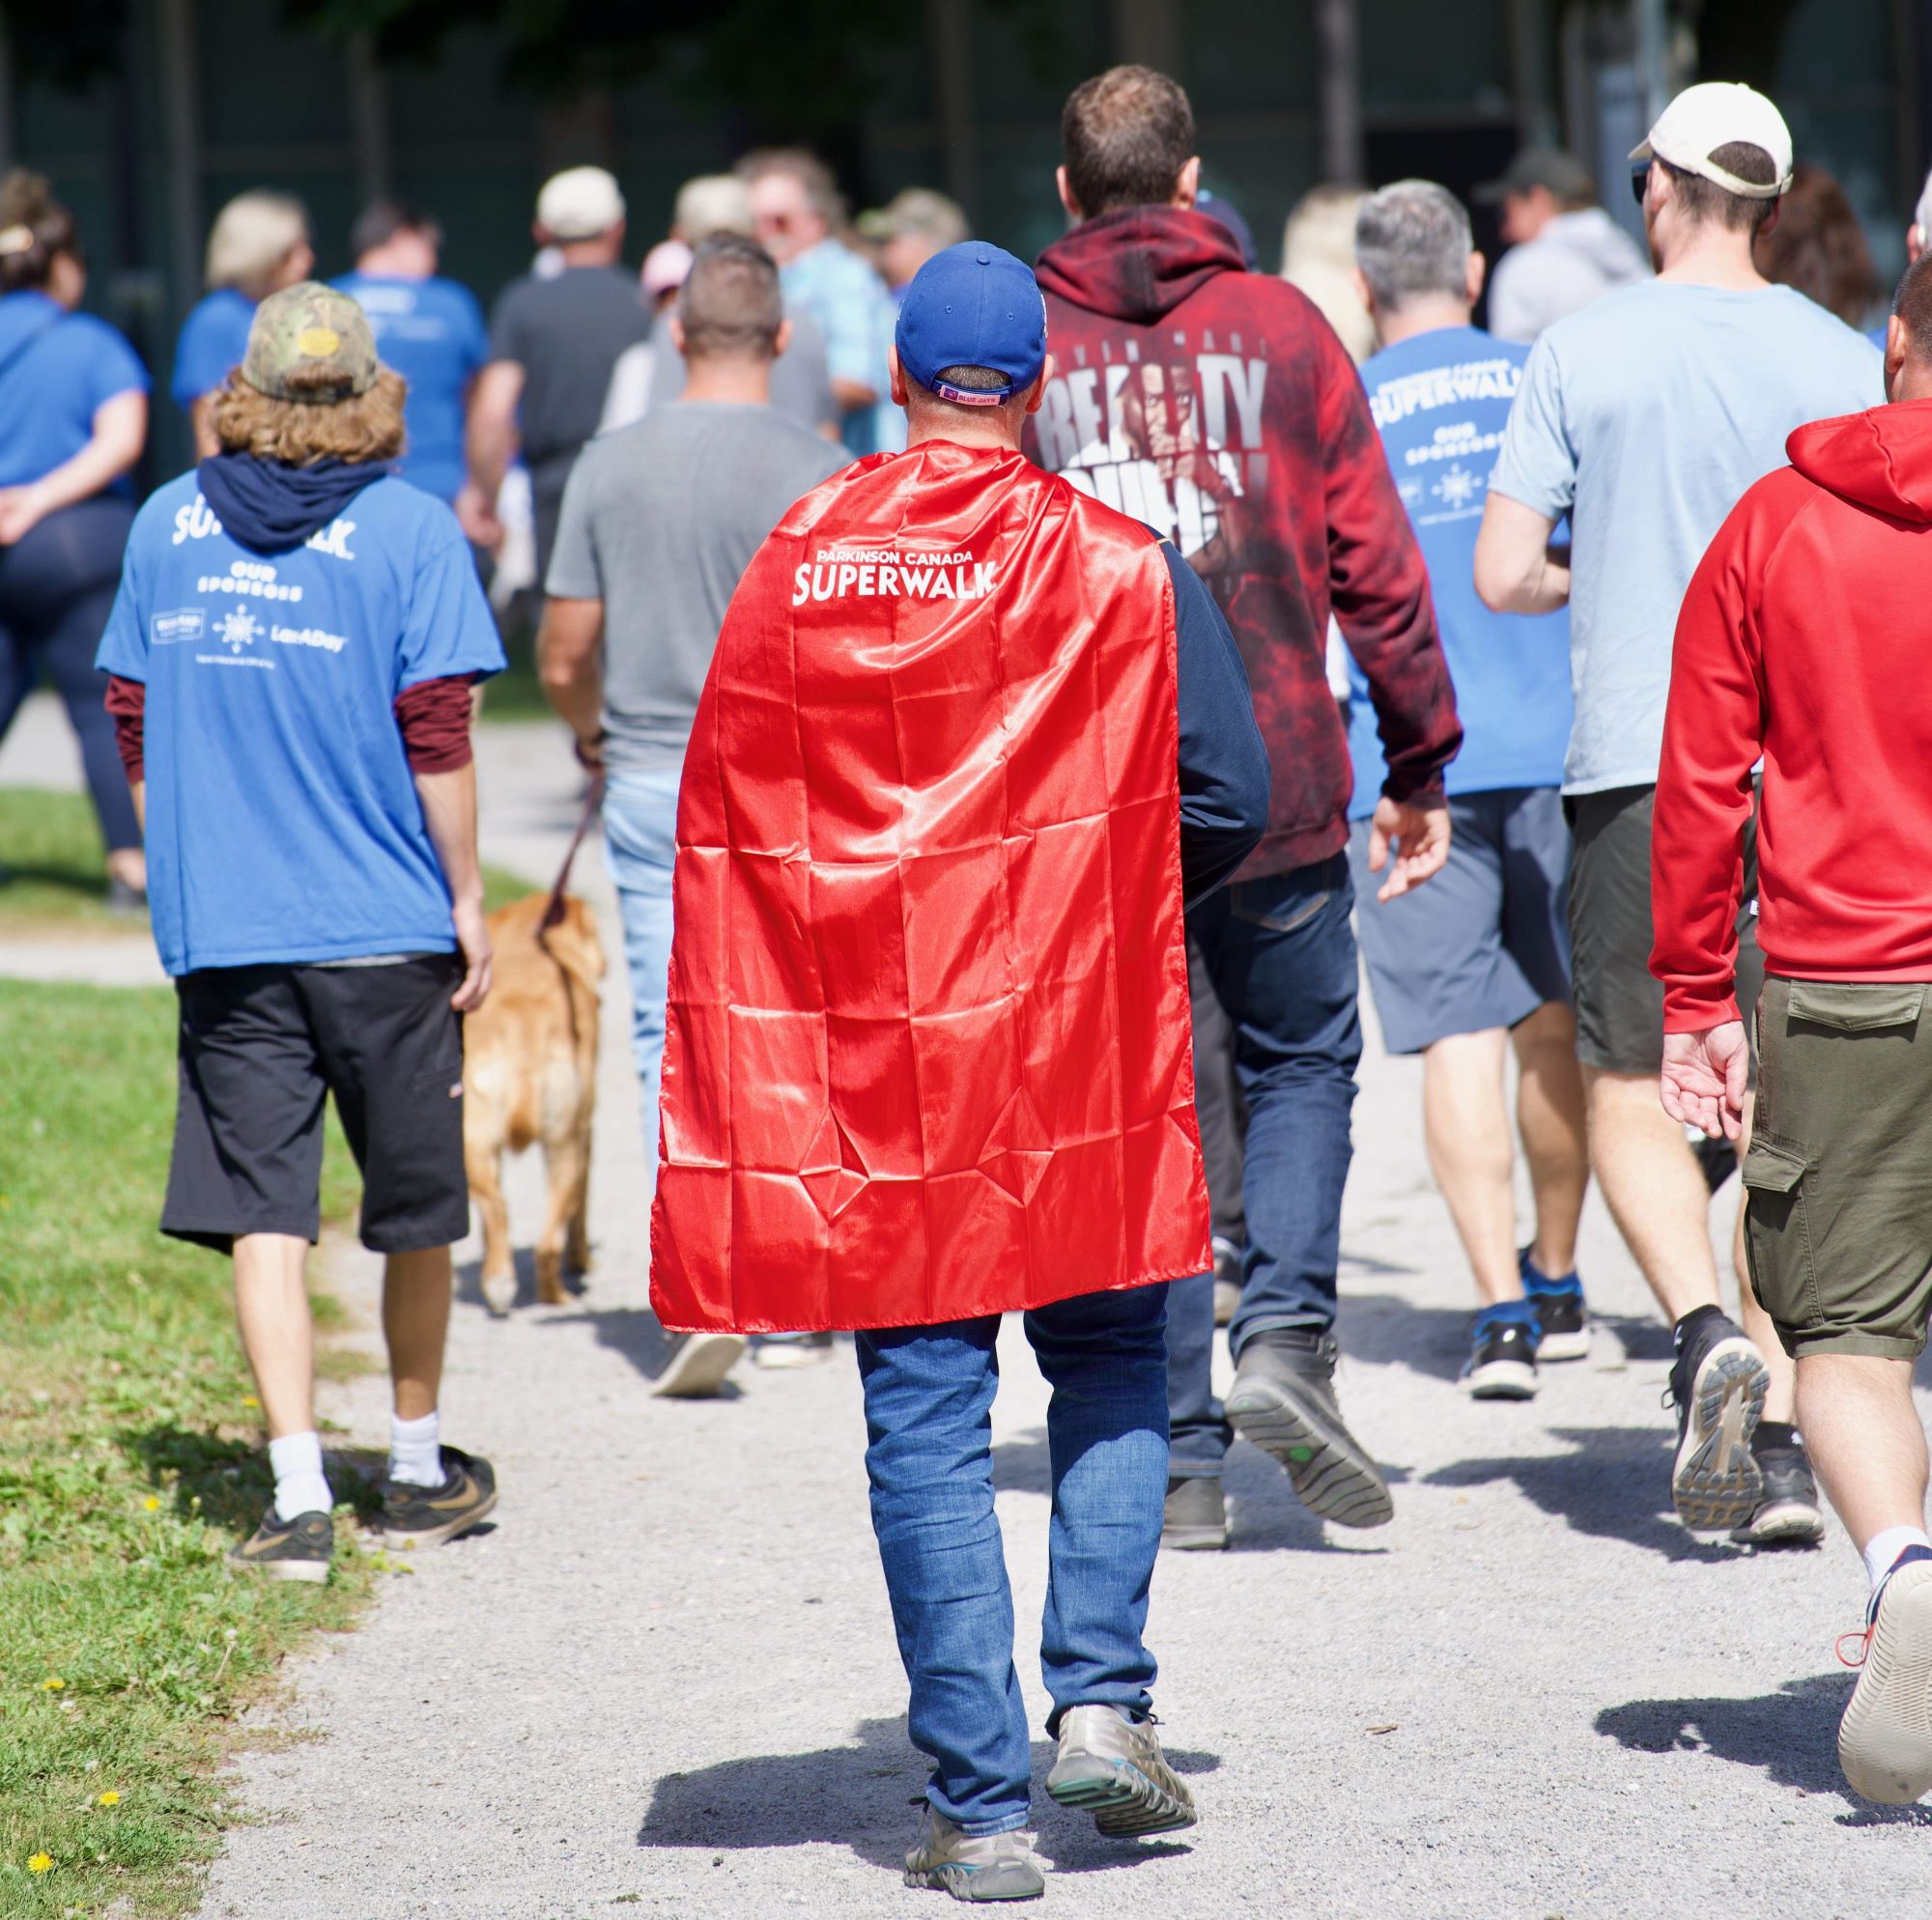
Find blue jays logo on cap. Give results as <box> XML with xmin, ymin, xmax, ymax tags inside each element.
<box><xmin>895</xmin><ymin>242</ymin><xmax>1047</xmax><ymax>405</ymax></box>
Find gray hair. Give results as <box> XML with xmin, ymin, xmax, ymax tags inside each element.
<box><xmin>1353</xmin><ymin>179</ymin><xmax>1473</xmax><ymax>311</ymax></box>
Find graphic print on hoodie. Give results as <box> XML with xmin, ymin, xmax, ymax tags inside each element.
<box><xmin>1653</xmin><ymin>399</ymin><xmax>1932</xmax><ymax>1025</ymax></box>
<box><xmin>1028</xmin><ymin>205</ymin><xmax>1461</xmax><ymax>877</ymax></box>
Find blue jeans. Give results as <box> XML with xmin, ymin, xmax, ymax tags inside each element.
<box><xmin>601</xmin><ymin>765</ymin><xmax>683</xmax><ymax>1182</ymax></box>
<box><xmin>857</xmin><ymin>1285</ymin><xmax>1170</xmax><ymax>1834</ymax></box>
<box><xmin>1168</xmin><ymin>854</ymin><xmax>1362</xmax><ymax>1476</ymax></box>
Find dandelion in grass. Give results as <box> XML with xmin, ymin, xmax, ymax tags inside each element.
<box><xmin>41</xmin><ymin>1677</ymin><xmax>64</xmax><ymax>1690</ymax></box>
<box><xmin>27</xmin><ymin>1851</ymin><xmax>52</xmax><ymax>1873</ymax></box>
<box><xmin>242</xmin><ymin>1396</ymin><xmax>259</xmax><ymax>1408</ymax></box>
<box><xmin>141</xmin><ymin>1496</ymin><xmax>159</xmax><ymax>1511</ymax></box>
<box><xmin>97</xmin><ymin>1792</ymin><xmax>119</xmax><ymax>1807</ymax></box>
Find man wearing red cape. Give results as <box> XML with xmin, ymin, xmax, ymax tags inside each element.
<box><xmin>651</xmin><ymin>241</ymin><xmax>1268</xmax><ymax>1901</ymax></box>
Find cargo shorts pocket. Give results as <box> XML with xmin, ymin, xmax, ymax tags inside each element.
<box><xmin>1740</xmin><ymin>1133</ymin><xmax>1814</xmax><ymax>1336</ymax></box>
<box><xmin>1786</xmin><ymin>981</ymin><xmax>1926</xmax><ymax>1033</ymax></box>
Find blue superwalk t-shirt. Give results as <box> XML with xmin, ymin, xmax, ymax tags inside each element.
<box><xmin>97</xmin><ymin>470</ymin><xmax>505</xmax><ymax>976</ymax></box>
<box><xmin>1347</xmin><ymin>324</ymin><xmax>1571</xmax><ymax>817</ymax></box>
<box><xmin>170</xmin><ymin>288</ymin><xmax>256</xmax><ymax>410</ymax></box>
<box><xmin>333</xmin><ymin>272</ymin><xmax>489</xmax><ymax>503</ymax></box>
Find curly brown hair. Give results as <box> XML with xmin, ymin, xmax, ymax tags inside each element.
<box><xmin>209</xmin><ymin>366</ymin><xmax>407</xmax><ymax>466</ymax></box>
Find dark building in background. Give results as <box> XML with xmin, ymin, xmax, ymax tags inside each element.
<box><xmin>2</xmin><ymin>0</ymin><xmax>1924</xmax><ymax>481</ymax></box>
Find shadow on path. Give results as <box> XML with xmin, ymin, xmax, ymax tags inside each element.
<box><xmin>1425</xmin><ymin>1426</ymin><xmax>1743</xmax><ymax>1563</ymax></box>
<box><xmin>638</xmin><ymin>1715</ymin><xmax>1218</xmax><ymax>1876</ymax></box>
<box><xmin>1592</xmin><ymin>1671</ymin><xmax>1932</xmax><ymax>1827</ymax></box>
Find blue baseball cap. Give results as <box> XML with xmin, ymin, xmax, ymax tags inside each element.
<box><xmin>895</xmin><ymin>241</ymin><xmax>1047</xmax><ymax>406</ymax></box>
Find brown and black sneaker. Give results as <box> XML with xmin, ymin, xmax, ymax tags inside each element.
<box><xmin>375</xmin><ymin>1446</ymin><xmax>497</xmax><ymax>1549</ymax></box>
<box><xmin>229</xmin><ymin>1507</ymin><xmax>334</xmax><ymax>1584</ymax></box>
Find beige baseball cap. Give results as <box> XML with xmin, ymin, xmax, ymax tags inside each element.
<box><xmin>1630</xmin><ymin>82</ymin><xmax>1793</xmax><ymax>199</ymax></box>
<box><xmin>536</xmin><ymin>165</ymin><xmax>626</xmax><ymax>240</ymax></box>
<box><xmin>856</xmin><ymin>187</ymin><xmax>970</xmax><ymax>248</ymax></box>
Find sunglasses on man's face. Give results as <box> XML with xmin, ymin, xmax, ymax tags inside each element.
<box><xmin>1631</xmin><ymin>160</ymin><xmax>1653</xmax><ymax>206</ymax></box>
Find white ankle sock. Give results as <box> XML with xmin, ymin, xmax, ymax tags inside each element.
<box><xmin>1862</xmin><ymin>1525</ymin><xmax>1932</xmax><ymax>1593</ymax></box>
<box><xmin>387</xmin><ymin>1410</ymin><xmax>443</xmax><ymax>1487</ymax></box>
<box><xmin>269</xmin><ymin>1431</ymin><xmax>332</xmax><ymax>1521</ymax></box>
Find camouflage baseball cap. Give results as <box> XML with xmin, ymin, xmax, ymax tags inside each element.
<box><xmin>241</xmin><ymin>281</ymin><xmax>379</xmax><ymax>402</ymax></box>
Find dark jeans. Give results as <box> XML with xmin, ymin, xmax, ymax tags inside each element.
<box><xmin>857</xmin><ymin>1285</ymin><xmax>1169</xmax><ymax>1833</ymax></box>
<box><xmin>0</xmin><ymin>496</ymin><xmax>139</xmax><ymax>852</ymax></box>
<box><xmin>1187</xmin><ymin>933</ymin><xmax>1247</xmax><ymax>1250</ymax></box>
<box><xmin>1168</xmin><ymin>854</ymin><xmax>1362</xmax><ymax>1476</ymax></box>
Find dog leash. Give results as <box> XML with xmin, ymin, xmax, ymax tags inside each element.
<box><xmin>540</xmin><ymin>771</ymin><xmax>607</xmax><ymax>930</ymax></box>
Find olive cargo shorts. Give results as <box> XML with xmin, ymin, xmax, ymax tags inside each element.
<box><xmin>1744</xmin><ymin>977</ymin><xmax>1932</xmax><ymax>1360</ymax></box>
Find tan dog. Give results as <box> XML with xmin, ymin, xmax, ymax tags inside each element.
<box><xmin>463</xmin><ymin>891</ymin><xmax>604</xmax><ymax>1313</ymax></box>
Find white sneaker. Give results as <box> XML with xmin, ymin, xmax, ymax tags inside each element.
<box><xmin>752</xmin><ymin>1334</ymin><xmax>835</xmax><ymax>1370</ymax></box>
<box><xmin>1839</xmin><ymin>1553</ymin><xmax>1932</xmax><ymax>1802</ymax></box>
<box><xmin>901</xmin><ymin>1805</ymin><xmax>1043</xmax><ymax>1902</ymax></box>
<box><xmin>1045</xmin><ymin>1705</ymin><xmax>1198</xmax><ymax>1836</ymax></box>
<box><xmin>651</xmin><ymin>1333</ymin><xmax>745</xmax><ymax>1399</ymax></box>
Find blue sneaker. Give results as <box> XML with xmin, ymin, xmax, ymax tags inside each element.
<box><xmin>1462</xmin><ymin>1300</ymin><xmax>1540</xmax><ymax>1400</ymax></box>
<box><xmin>1520</xmin><ymin>1248</ymin><xmax>1589</xmax><ymax>1362</ymax></box>
<box><xmin>1838</xmin><ymin>1545</ymin><xmax>1932</xmax><ymax>1803</ymax></box>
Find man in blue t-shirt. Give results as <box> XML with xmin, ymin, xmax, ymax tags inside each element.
<box><xmin>334</xmin><ymin>202</ymin><xmax>489</xmax><ymax>506</ymax></box>
<box><xmin>1350</xmin><ymin>181</ymin><xmax>1589</xmax><ymax>1400</ymax></box>
<box><xmin>98</xmin><ymin>284</ymin><xmax>506</xmax><ymax>1586</ymax></box>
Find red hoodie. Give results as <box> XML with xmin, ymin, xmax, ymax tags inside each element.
<box><xmin>1653</xmin><ymin>399</ymin><xmax>1932</xmax><ymax>1028</ymax></box>
<box><xmin>1029</xmin><ymin>206</ymin><xmax>1461</xmax><ymax>875</ymax></box>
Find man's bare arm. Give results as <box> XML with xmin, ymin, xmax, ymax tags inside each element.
<box><xmin>537</xmin><ymin>596</ymin><xmax>607</xmax><ymax>760</ymax></box>
<box><xmin>1474</xmin><ymin>492</ymin><xmax>1571</xmax><ymax>616</ymax></box>
<box><xmin>459</xmin><ymin>360</ymin><xmax>526</xmax><ymax>550</ymax></box>
<box><xmin>414</xmin><ymin>762</ymin><xmax>492</xmax><ymax>1011</ymax></box>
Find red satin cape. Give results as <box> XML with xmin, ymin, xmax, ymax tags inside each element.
<box><xmin>648</xmin><ymin>441</ymin><xmax>1209</xmax><ymax>1333</ymax></box>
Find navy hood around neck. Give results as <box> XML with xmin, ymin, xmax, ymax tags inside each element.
<box><xmin>196</xmin><ymin>452</ymin><xmax>388</xmax><ymax>553</ymax></box>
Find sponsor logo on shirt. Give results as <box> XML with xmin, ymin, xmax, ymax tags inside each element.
<box><xmin>152</xmin><ymin>607</ymin><xmax>205</xmax><ymax>645</ymax></box>
<box><xmin>1367</xmin><ymin>356</ymin><xmax>1520</xmax><ymax>428</ymax></box>
<box><xmin>216</xmin><ymin>608</ymin><xmax>262</xmax><ymax>653</ymax></box>
<box><xmin>792</xmin><ymin>548</ymin><xmax>999</xmax><ymax>606</ymax></box>
<box><xmin>270</xmin><ymin>625</ymin><xmax>349</xmax><ymax>655</ymax></box>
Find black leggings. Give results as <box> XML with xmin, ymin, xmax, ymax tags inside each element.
<box><xmin>0</xmin><ymin>494</ymin><xmax>138</xmax><ymax>852</ymax></box>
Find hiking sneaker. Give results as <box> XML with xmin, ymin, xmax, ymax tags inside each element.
<box><xmin>1731</xmin><ymin>1437</ymin><xmax>1827</xmax><ymax>1547</ymax></box>
<box><xmin>375</xmin><ymin>1446</ymin><xmax>497</xmax><ymax>1549</ymax></box>
<box><xmin>1211</xmin><ymin>1236</ymin><xmax>1241</xmax><ymax>1328</ymax></box>
<box><xmin>1462</xmin><ymin>1308</ymin><xmax>1539</xmax><ymax>1400</ymax></box>
<box><xmin>1046</xmin><ymin>1705</ymin><xmax>1199</xmax><ymax>1837</ymax></box>
<box><xmin>1837</xmin><ymin>1546</ymin><xmax>1932</xmax><ymax>1802</ymax></box>
<box><xmin>652</xmin><ymin>1332</ymin><xmax>747</xmax><ymax>1399</ymax></box>
<box><xmin>902</xmin><ymin>1806</ymin><xmax>1043</xmax><ymax>1902</ymax></box>
<box><xmin>1223</xmin><ymin>1330</ymin><xmax>1393</xmax><ymax>1528</ymax></box>
<box><xmin>1520</xmin><ymin>1248</ymin><xmax>1589</xmax><ymax>1362</ymax></box>
<box><xmin>228</xmin><ymin>1508</ymin><xmax>333</xmax><ymax>1584</ymax></box>
<box><xmin>1665</xmin><ymin>1313</ymin><xmax>1768</xmax><ymax>1532</ymax></box>
<box><xmin>1161</xmin><ymin>1474</ymin><xmax>1228</xmax><ymax>1551</ymax></box>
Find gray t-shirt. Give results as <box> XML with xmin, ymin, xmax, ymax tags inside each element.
<box><xmin>1490</xmin><ymin>280</ymin><xmax>1882</xmax><ymax>793</ymax></box>
<box><xmin>487</xmin><ymin>265</ymin><xmax>653</xmax><ymax>497</ymax></box>
<box><xmin>546</xmin><ymin>402</ymin><xmax>849</xmax><ymax>771</ymax></box>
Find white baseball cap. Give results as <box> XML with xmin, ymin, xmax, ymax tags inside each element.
<box><xmin>1630</xmin><ymin>82</ymin><xmax>1793</xmax><ymax>199</ymax></box>
<box><xmin>536</xmin><ymin>165</ymin><xmax>626</xmax><ymax>240</ymax></box>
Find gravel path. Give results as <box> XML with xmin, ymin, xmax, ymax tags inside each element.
<box><xmin>165</xmin><ymin>723</ymin><xmax>1932</xmax><ymax>1918</ymax></box>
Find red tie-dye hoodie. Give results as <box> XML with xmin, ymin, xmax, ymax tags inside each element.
<box><xmin>1028</xmin><ymin>206</ymin><xmax>1461</xmax><ymax>876</ymax></box>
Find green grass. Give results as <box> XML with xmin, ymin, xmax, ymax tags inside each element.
<box><xmin>0</xmin><ymin>788</ymin><xmax>536</xmax><ymax>927</ymax></box>
<box><xmin>474</xmin><ymin>615</ymin><xmax>554</xmax><ymax>722</ymax></box>
<box><xmin>0</xmin><ymin>980</ymin><xmax>384</xmax><ymax>1917</ymax></box>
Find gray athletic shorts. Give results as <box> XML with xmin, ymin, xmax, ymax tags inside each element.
<box><xmin>1565</xmin><ymin>782</ymin><xmax>1764</xmax><ymax>1076</ymax></box>
<box><xmin>1349</xmin><ymin>787</ymin><xmax>1572</xmax><ymax>1057</ymax></box>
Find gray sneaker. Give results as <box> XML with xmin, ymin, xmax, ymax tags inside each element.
<box><xmin>1045</xmin><ymin>1705</ymin><xmax>1198</xmax><ymax>1837</ymax></box>
<box><xmin>902</xmin><ymin>1806</ymin><xmax>1043</xmax><ymax>1902</ymax></box>
<box><xmin>1161</xmin><ymin>1474</ymin><xmax>1228</xmax><ymax>1551</ymax></box>
<box><xmin>1223</xmin><ymin>1330</ymin><xmax>1393</xmax><ymax>1528</ymax></box>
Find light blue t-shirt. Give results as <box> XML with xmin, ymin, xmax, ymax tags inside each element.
<box><xmin>781</xmin><ymin>239</ymin><xmax>896</xmax><ymax>455</ymax></box>
<box><xmin>96</xmin><ymin>471</ymin><xmax>506</xmax><ymax>975</ymax></box>
<box><xmin>333</xmin><ymin>271</ymin><xmax>489</xmax><ymax>503</ymax></box>
<box><xmin>1349</xmin><ymin>325</ymin><xmax>1570</xmax><ymax>816</ymax></box>
<box><xmin>1490</xmin><ymin>280</ymin><xmax>1882</xmax><ymax>793</ymax></box>
<box><xmin>0</xmin><ymin>293</ymin><xmax>149</xmax><ymax>490</ymax></box>
<box><xmin>170</xmin><ymin>288</ymin><xmax>256</xmax><ymax>410</ymax></box>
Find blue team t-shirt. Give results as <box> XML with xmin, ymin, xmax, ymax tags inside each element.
<box><xmin>170</xmin><ymin>288</ymin><xmax>256</xmax><ymax>410</ymax></box>
<box><xmin>96</xmin><ymin>469</ymin><xmax>506</xmax><ymax>975</ymax></box>
<box><xmin>0</xmin><ymin>292</ymin><xmax>149</xmax><ymax>490</ymax></box>
<box><xmin>333</xmin><ymin>271</ymin><xmax>488</xmax><ymax>503</ymax></box>
<box><xmin>1348</xmin><ymin>325</ymin><xmax>1571</xmax><ymax>817</ymax></box>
